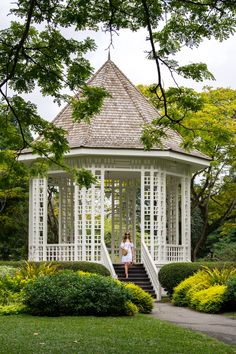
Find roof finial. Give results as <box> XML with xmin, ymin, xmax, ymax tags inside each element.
<box><xmin>108</xmin><ymin>48</ymin><xmax>111</xmax><ymax>61</ymax></box>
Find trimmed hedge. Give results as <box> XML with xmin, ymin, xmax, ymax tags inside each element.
<box><xmin>24</xmin><ymin>271</ymin><xmax>136</xmax><ymax>316</ymax></box>
<box><xmin>158</xmin><ymin>261</ymin><xmax>236</xmax><ymax>296</ymax></box>
<box><xmin>0</xmin><ymin>261</ymin><xmax>110</xmax><ymax>277</ymax></box>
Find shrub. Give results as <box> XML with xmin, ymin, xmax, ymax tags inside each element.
<box><xmin>0</xmin><ymin>261</ymin><xmax>110</xmax><ymax>277</ymax></box>
<box><xmin>224</xmin><ymin>275</ymin><xmax>236</xmax><ymax>311</ymax></box>
<box><xmin>172</xmin><ymin>271</ymin><xmax>211</xmax><ymax>307</ymax></box>
<box><xmin>0</xmin><ymin>304</ymin><xmax>26</xmax><ymax>316</ymax></box>
<box><xmin>24</xmin><ymin>271</ymin><xmax>134</xmax><ymax>316</ymax></box>
<box><xmin>125</xmin><ymin>283</ymin><xmax>153</xmax><ymax>313</ymax></box>
<box><xmin>201</xmin><ymin>266</ymin><xmax>236</xmax><ymax>285</ymax></box>
<box><xmin>190</xmin><ymin>285</ymin><xmax>227</xmax><ymax>313</ymax></box>
<box><xmin>0</xmin><ymin>266</ymin><xmax>17</xmax><ymax>278</ymax></box>
<box><xmin>158</xmin><ymin>261</ymin><xmax>236</xmax><ymax>296</ymax></box>
<box><xmin>51</xmin><ymin>261</ymin><xmax>110</xmax><ymax>276</ymax></box>
<box><xmin>124</xmin><ymin>300</ymin><xmax>139</xmax><ymax>316</ymax></box>
<box><xmin>16</xmin><ymin>261</ymin><xmax>58</xmax><ymax>280</ymax></box>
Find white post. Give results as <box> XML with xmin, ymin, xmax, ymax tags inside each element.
<box><xmin>91</xmin><ymin>166</ymin><xmax>95</xmax><ymax>262</ymax></box>
<box><xmin>74</xmin><ymin>184</ymin><xmax>79</xmax><ymax>261</ymax></box>
<box><xmin>100</xmin><ymin>165</ymin><xmax>105</xmax><ymax>242</ymax></box>
<box><xmin>150</xmin><ymin>166</ymin><xmax>154</xmax><ymax>258</ymax></box>
<box><xmin>81</xmin><ymin>187</ymin><xmax>86</xmax><ymax>261</ymax></box>
<box><xmin>140</xmin><ymin>168</ymin><xmax>145</xmax><ymax>245</ymax></box>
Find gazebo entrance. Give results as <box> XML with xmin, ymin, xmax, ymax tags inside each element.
<box><xmin>104</xmin><ymin>170</ymin><xmax>141</xmax><ymax>264</ymax></box>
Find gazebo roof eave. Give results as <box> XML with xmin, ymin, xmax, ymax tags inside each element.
<box><xmin>19</xmin><ymin>146</ymin><xmax>211</xmax><ymax>168</ymax></box>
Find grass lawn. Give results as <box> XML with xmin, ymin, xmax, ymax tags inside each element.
<box><xmin>0</xmin><ymin>314</ymin><xmax>235</xmax><ymax>354</ymax></box>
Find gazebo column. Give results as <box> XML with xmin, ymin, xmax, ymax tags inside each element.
<box><xmin>28</xmin><ymin>177</ymin><xmax>48</xmax><ymax>261</ymax></box>
<box><xmin>181</xmin><ymin>175</ymin><xmax>191</xmax><ymax>261</ymax></box>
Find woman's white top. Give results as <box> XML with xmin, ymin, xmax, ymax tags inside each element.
<box><xmin>120</xmin><ymin>241</ymin><xmax>134</xmax><ymax>263</ymax></box>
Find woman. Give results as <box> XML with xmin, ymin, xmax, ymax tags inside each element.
<box><xmin>120</xmin><ymin>232</ymin><xmax>134</xmax><ymax>279</ymax></box>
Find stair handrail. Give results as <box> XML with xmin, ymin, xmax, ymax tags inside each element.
<box><xmin>101</xmin><ymin>240</ymin><xmax>117</xmax><ymax>278</ymax></box>
<box><xmin>141</xmin><ymin>240</ymin><xmax>161</xmax><ymax>300</ymax></box>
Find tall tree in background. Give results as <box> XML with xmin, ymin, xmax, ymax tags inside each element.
<box><xmin>0</xmin><ymin>1</ymin><xmax>235</xmax><ymax>168</ymax></box>
<box><xmin>138</xmin><ymin>84</ymin><xmax>236</xmax><ymax>260</ymax></box>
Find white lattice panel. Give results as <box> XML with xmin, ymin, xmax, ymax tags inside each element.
<box><xmin>74</xmin><ymin>168</ymin><xmax>102</xmax><ymax>262</ymax></box>
<box><xmin>29</xmin><ymin>177</ymin><xmax>47</xmax><ymax>261</ymax></box>
<box><xmin>59</xmin><ymin>177</ymin><xmax>74</xmax><ymax>244</ymax></box>
<box><xmin>166</xmin><ymin>175</ymin><xmax>181</xmax><ymax>245</ymax></box>
<box><xmin>182</xmin><ymin>176</ymin><xmax>191</xmax><ymax>261</ymax></box>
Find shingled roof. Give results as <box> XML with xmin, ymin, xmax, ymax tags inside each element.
<box><xmin>52</xmin><ymin>60</ymin><xmax>208</xmax><ymax>160</ymax></box>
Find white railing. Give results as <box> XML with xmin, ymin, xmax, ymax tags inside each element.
<box><xmin>101</xmin><ymin>240</ymin><xmax>117</xmax><ymax>278</ymax></box>
<box><xmin>141</xmin><ymin>240</ymin><xmax>161</xmax><ymax>300</ymax></box>
<box><xmin>166</xmin><ymin>245</ymin><xmax>184</xmax><ymax>262</ymax></box>
<box><xmin>46</xmin><ymin>244</ymin><xmax>75</xmax><ymax>261</ymax></box>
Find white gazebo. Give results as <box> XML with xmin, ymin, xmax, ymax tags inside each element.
<box><xmin>21</xmin><ymin>60</ymin><xmax>210</xmax><ymax>297</ymax></box>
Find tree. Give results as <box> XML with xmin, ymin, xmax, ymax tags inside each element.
<box><xmin>139</xmin><ymin>84</ymin><xmax>236</xmax><ymax>260</ymax></box>
<box><xmin>0</xmin><ymin>1</ymin><xmax>235</xmax><ymax>169</ymax></box>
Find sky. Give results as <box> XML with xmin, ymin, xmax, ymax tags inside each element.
<box><xmin>1</xmin><ymin>1</ymin><xmax>236</xmax><ymax>121</ymax></box>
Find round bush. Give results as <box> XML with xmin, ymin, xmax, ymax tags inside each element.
<box><xmin>158</xmin><ymin>261</ymin><xmax>236</xmax><ymax>296</ymax></box>
<box><xmin>125</xmin><ymin>283</ymin><xmax>154</xmax><ymax>314</ymax></box>
<box><xmin>24</xmin><ymin>272</ymin><xmax>134</xmax><ymax>316</ymax></box>
<box><xmin>190</xmin><ymin>285</ymin><xmax>227</xmax><ymax>313</ymax></box>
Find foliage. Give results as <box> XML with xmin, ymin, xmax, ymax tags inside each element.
<box><xmin>224</xmin><ymin>275</ymin><xmax>236</xmax><ymax>310</ymax></box>
<box><xmin>16</xmin><ymin>261</ymin><xmax>58</xmax><ymax>280</ymax></box>
<box><xmin>201</xmin><ymin>266</ymin><xmax>236</xmax><ymax>285</ymax></box>
<box><xmin>0</xmin><ymin>1</ymin><xmax>235</xmax><ymax>178</ymax></box>
<box><xmin>172</xmin><ymin>271</ymin><xmax>211</xmax><ymax>307</ymax></box>
<box><xmin>0</xmin><ymin>304</ymin><xmax>26</xmax><ymax>316</ymax></box>
<box><xmin>24</xmin><ymin>271</ymin><xmax>134</xmax><ymax>316</ymax></box>
<box><xmin>0</xmin><ymin>260</ymin><xmax>110</xmax><ymax>276</ymax></box>
<box><xmin>190</xmin><ymin>285</ymin><xmax>227</xmax><ymax>313</ymax></box>
<box><xmin>212</xmin><ymin>243</ymin><xmax>236</xmax><ymax>262</ymax></box>
<box><xmin>139</xmin><ymin>85</ymin><xmax>236</xmax><ymax>260</ymax></box>
<box><xmin>125</xmin><ymin>282</ymin><xmax>153</xmax><ymax>314</ymax></box>
<box><xmin>158</xmin><ymin>261</ymin><xmax>236</xmax><ymax>296</ymax></box>
<box><xmin>51</xmin><ymin>261</ymin><xmax>110</xmax><ymax>276</ymax></box>
<box><xmin>0</xmin><ymin>266</ymin><xmax>17</xmax><ymax>278</ymax></box>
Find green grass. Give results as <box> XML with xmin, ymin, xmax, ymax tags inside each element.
<box><xmin>0</xmin><ymin>315</ymin><xmax>235</xmax><ymax>354</ymax></box>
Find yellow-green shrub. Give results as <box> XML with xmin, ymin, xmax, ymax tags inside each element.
<box><xmin>172</xmin><ymin>271</ymin><xmax>211</xmax><ymax>307</ymax></box>
<box><xmin>124</xmin><ymin>300</ymin><xmax>139</xmax><ymax>316</ymax></box>
<box><xmin>201</xmin><ymin>266</ymin><xmax>236</xmax><ymax>285</ymax></box>
<box><xmin>0</xmin><ymin>304</ymin><xmax>26</xmax><ymax>316</ymax></box>
<box><xmin>125</xmin><ymin>283</ymin><xmax>153</xmax><ymax>313</ymax></box>
<box><xmin>190</xmin><ymin>285</ymin><xmax>227</xmax><ymax>313</ymax></box>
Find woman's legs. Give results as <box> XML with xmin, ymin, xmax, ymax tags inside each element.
<box><xmin>125</xmin><ymin>263</ymin><xmax>129</xmax><ymax>278</ymax></box>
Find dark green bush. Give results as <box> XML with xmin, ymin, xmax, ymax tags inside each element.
<box><xmin>24</xmin><ymin>272</ymin><xmax>134</xmax><ymax>316</ymax></box>
<box><xmin>158</xmin><ymin>261</ymin><xmax>236</xmax><ymax>296</ymax></box>
<box><xmin>224</xmin><ymin>275</ymin><xmax>236</xmax><ymax>311</ymax></box>
<box><xmin>0</xmin><ymin>261</ymin><xmax>110</xmax><ymax>276</ymax></box>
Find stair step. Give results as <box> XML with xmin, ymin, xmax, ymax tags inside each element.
<box><xmin>113</xmin><ymin>263</ymin><xmax>157</xmax><ymax>299</ymax></box>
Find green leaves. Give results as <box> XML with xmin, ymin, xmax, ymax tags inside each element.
<box><xmin>70</xmin><ymin>86</ymin><xmax>110</xmax><ymax>123</ymax></box>
<box><xmin>177</xmin><ymin>63</ymin><xmax>215</xmax><ymax>82</ymax></box>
